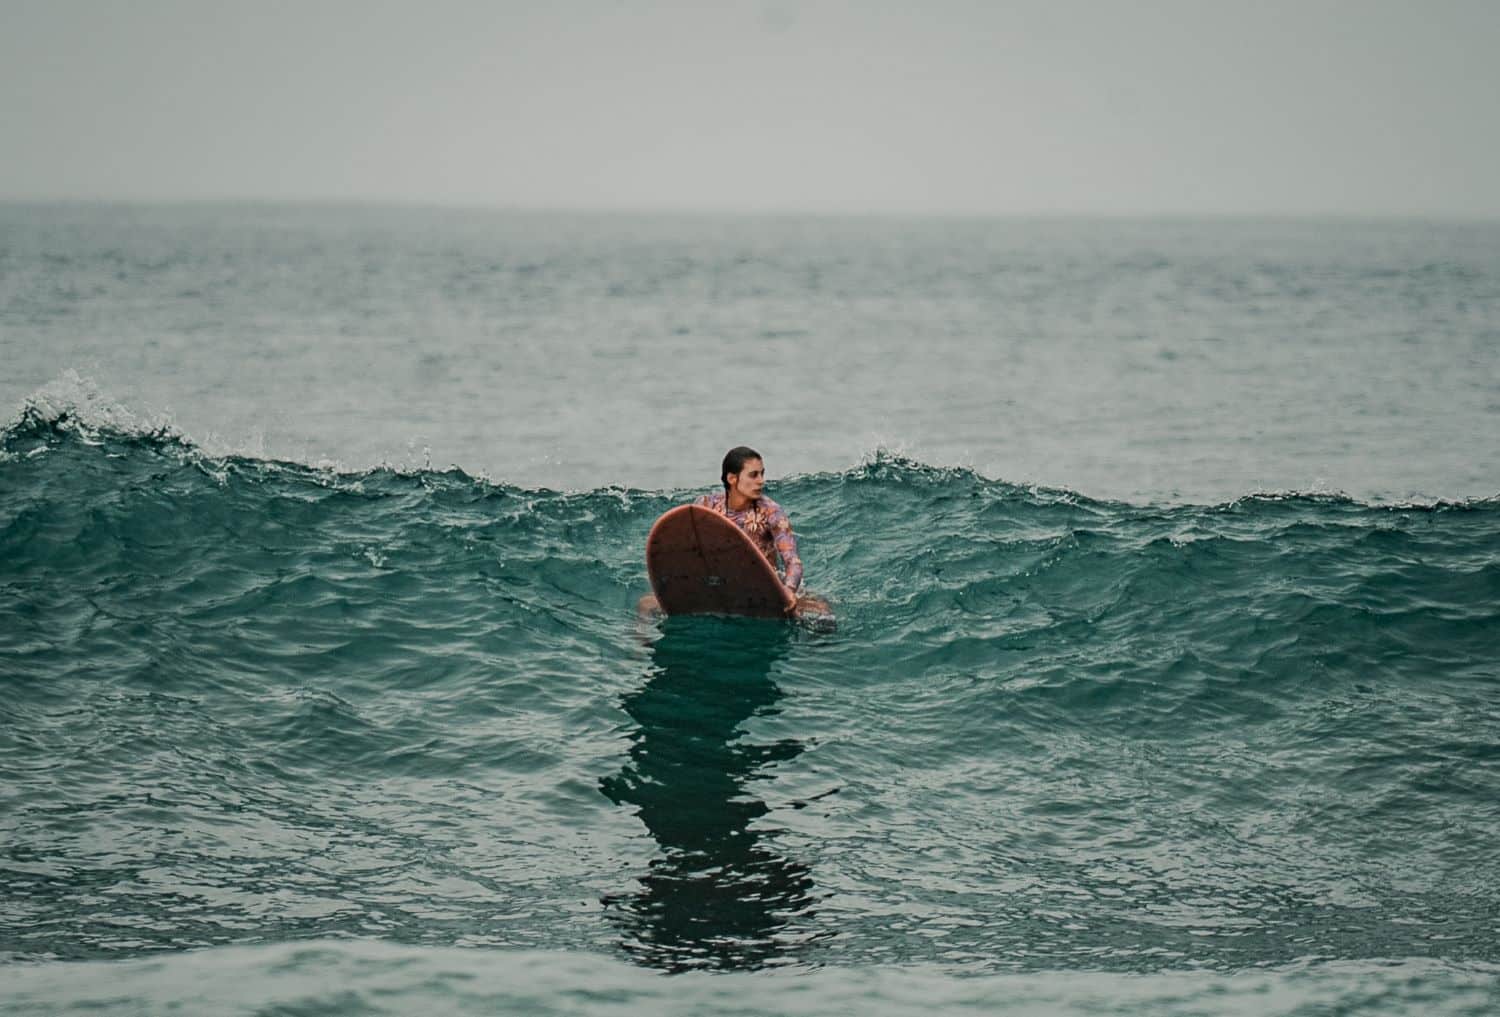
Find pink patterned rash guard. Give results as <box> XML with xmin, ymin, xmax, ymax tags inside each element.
<box><xmin>694</xmin><ymin>491</ymin><xmax>804</xmax><ymax>593</ymax></box>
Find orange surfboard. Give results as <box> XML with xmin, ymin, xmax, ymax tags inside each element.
<box><xmin>646</xmin><ymin>505</ymin><xmax>796</xmax><ymax>618</ymax></box>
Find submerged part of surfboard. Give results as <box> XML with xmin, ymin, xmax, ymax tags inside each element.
<box><xmin>646</xmin><ymin>505</ymin><xmax>796</xmax><ymax>618</ymax></box>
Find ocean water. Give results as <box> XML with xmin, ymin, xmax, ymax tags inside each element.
<box><xmin>2</xmin><ymin>204</ymin><xmax>1499</xmax><ymax>1015</ymax></box>
<box><xmin>4</xmin><ymin>203</ymin><xmax>1498</xmax><ymax>501</ymax></box>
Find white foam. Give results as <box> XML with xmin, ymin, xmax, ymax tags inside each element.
<box><xmin>10</xmin><ymin>368</ymin><xmax>180</xmax><ymax>442</ymax></box>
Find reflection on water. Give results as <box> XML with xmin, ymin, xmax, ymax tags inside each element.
<box><xmin>600</xmin><ymin>617</ymin><xmax>814</xmax><ymax>972</ymax></box>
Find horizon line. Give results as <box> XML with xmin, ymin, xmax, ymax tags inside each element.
<box><xmin>3</xmin><ymin>194</ymin><xmax>1498</xmax><ymax>226</ymax></box>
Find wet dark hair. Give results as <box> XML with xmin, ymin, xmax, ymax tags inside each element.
<box><xmin>721</xmin><ymin>446</ymin><xmax>762</xmax><ymax>492</ymax></box>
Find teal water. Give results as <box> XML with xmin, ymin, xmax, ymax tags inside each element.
<box><xmin>4</xmin><ymin>204</ymin><xmax>1498</xmax><ymax>502</ymax></box>
<box><xmin>3</xmin><ymin>204</ymin><xmax>1500</xmax><ymax>1013</ymax></box>
<box><xmin>3</xmin><ymin>409</ymin><xmax>1498</xmax><ymax>1013</ymax></box>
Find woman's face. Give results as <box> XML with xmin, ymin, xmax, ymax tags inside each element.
<box><xmin>727</xmin><ymin>458</ymin><xmax>765</xmax><ymax>501</ymax></box>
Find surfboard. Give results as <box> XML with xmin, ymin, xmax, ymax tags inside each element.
<box><xmin>646</xmin><ymin>504</ymin><xmax>797</xmax><ymax>618</ymax></box>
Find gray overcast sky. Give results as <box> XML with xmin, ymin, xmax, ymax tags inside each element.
<box><xmin>2</xmin><ymin>0</ymin><xmax>1497</xmax><ymax>216</ymax></box>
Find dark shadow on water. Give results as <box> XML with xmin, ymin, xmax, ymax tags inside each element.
<box><xmin>599</xmin><ymin>616</ymin><xmax>814</xmax><ymax>972</ymax></box>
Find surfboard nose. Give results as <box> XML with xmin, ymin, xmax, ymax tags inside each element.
<box><xmin>645</xmin><ymin>504</ymin><xmax>796</xmax><ymax>618</ymax></box>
